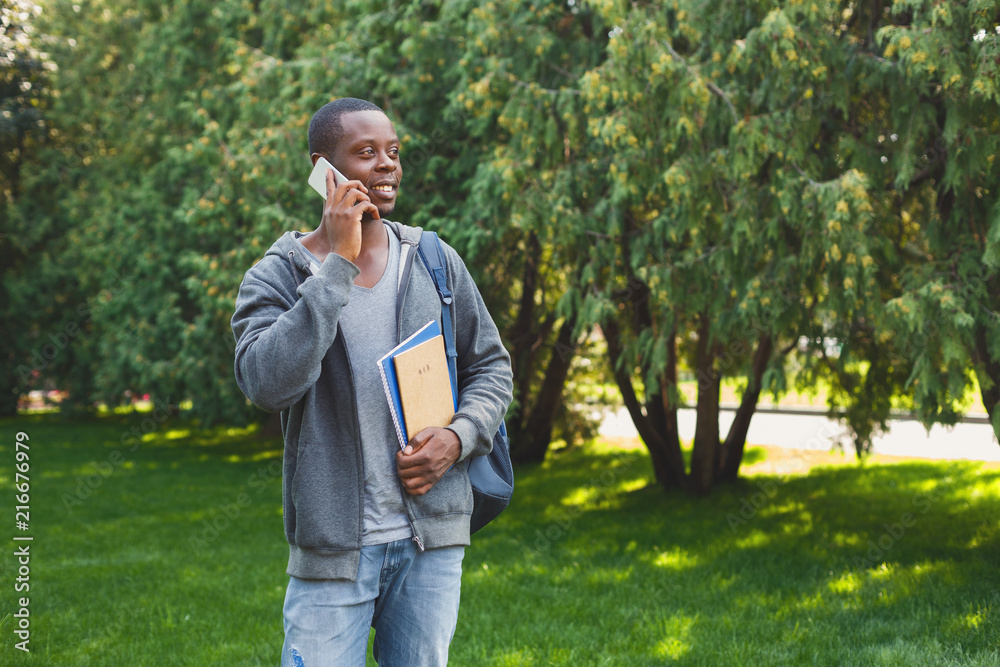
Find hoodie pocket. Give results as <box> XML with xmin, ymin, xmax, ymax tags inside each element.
<box><xmin>289</xmin><ymin>440</ymin><xmax>360</xmax><ymax>550</ymax></box>
<box><xmin>408</xmin><ymin>459</ymin><xmax>474</xmax><ymax>520</ymax></box>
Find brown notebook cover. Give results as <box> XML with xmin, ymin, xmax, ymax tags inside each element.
<box><xmin>392</xmin><ymin>334</ymin><xmax>455</xmax><ymax>442</ymax></box>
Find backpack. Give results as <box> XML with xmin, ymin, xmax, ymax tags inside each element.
<box><xmin>415</xmin><ymin>230</ymin><xmax>514</xmax><ymax>534</ymax></box>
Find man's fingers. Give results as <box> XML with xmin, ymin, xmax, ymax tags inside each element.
<box><xmin>395</xmin><ymin>460</ymin><xmax>432</xmax><ymax>495</ymax></box>
<box><xmin>404</xmin><ymin>428</ymin><xmax>435</xmax><ymax>452</ymax></box>
<box><xmin>396</xmin><ymin>450</ymin><xmax>432</xmax><ymax>472</ymax></box>
<box><xmin>335</xmin><ymin>178</ymin><xmax>368</xmax><ymax>199</ymax></box>
<box><xmin>350</xmin><ymin>201</ymin><xmax>379</xmax><ymax>220</ymax></box>
<box><xmin>396</xmin><ymin>448</ymin><xmax>425</xmax><ymax>471</ymax></box>
<box><xmin>325</xmin><ymin>168</ymin><xmax>339</xmax><ymax>197</ymax></box>
<box><xmin>344</xmin><ymin>189</ymin><xmax>371</xmax><ymax>207</ymax></box>
<box><xmin>402</xmin><ymin>481</ymin><xmax>429</xmax><ymax>496</ymax></box>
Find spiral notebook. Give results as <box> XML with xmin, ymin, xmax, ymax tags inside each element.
<box><xmin>376</xmin><ymin>320</ymin><xmax>457</xmax><ymax>449</ymax></box>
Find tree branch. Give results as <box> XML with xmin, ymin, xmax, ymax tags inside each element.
<box><xmin>659</xmin><ymin>38</ymin><xmax>739</xmax><ymax>124</ymax></box>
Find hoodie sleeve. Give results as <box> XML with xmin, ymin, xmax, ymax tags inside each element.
<box><xmin>439</xmin><ymin>243</ymin><xmax>514</xmax><ymax>463</ymax></box>
<box><xmin>231</xmin><ymin>252</ymin><xmax>360</xmax><ymax>413</ymax></box>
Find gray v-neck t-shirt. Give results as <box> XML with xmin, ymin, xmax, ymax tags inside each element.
<box><xmin>301</xmin><ymin>227</ymin><xmax>412</xmax><ymax>546</ymax></box>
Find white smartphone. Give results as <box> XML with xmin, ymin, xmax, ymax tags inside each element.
<box><xmin>308</xmin><ymin>157</ymin><xmax>348</xmax><ymax>199</ymax></box>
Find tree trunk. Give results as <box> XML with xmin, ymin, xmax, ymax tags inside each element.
<box><xmin>511</xmin><ymin>315</ymin><xmax>579</xmax><ymax>464</ymax></box>
<box><xmin>972</xmin><ymin>324</ymin><xmax>1000</xmax><ymax>439</ymax></box>
<box><xmin>645</xmin><ymin>326</ymin><xmax>687</xmax><ymax>489</ymax></box>
<box><xmin>716</xmin><ymin>334</ymin><xmax>774</xmax><ymax>483</ymax></box>
<box><xmin>0</xmin><ymin>363</ymin><xmax>19</xmax><ymax>416</ymax></box>
<box><xmin>0</xmin><ymin>281</ymin><xmax>22</xmax><ymax>415</ymax></box>
<box><xmin>689</xmin><ymin>314</ymin><xmax>720</xmax><ymax>495</ymax></box>
<box><xmin>506</xmin><ymin>232</ymin><xmax>542</xmax><ymax>435</ymax></box>
<box><xmin>603</xmin><ymin>318</ymin><xmax>686</xmax><ymax>490</ymax></box>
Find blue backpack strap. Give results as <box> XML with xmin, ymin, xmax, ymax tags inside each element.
<box><xmin>416</xmin><ymin>230</ymin><xmax>512</xmax><ymax>534</ymax></box>
<box><xmin>416</xmin><ymin>230</ymin><xmax>458</xmax><ymax>409</ymax></box>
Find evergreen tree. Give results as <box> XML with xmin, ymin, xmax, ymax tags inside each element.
<box><xmin>6</xmin><ymin>0</ymin><xmax>997</xmax><ymax>488</ymax></box>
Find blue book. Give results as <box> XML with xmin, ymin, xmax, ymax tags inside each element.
<box><xmin>377</xmin><ymin>320</ymin><xmax>447</xmax><ymax>449</ymax></box>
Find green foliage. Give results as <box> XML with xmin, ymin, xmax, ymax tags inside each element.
<box><xmin>1</xmin><ymin>0</ymin><xmax>59</xmax><ymax>416</ymax></box>
<box><xmin>490</xmin><ymin>0</ymin><xmax>1000</xmax><ymax>468</ymax></box>
<box><xmin>793</xmin><ymin>0</ymin><xmax>1000</xmax><ymax>450</ymax></box>
<box><xmin>4</xmin><ymin>0</ymin><xmax>999</xmax><ymax>472</ymax></box>
<box><xmin>4</xmin><ymin>1</ymin><xmax>609</xmax><ymax>440</ymax></box>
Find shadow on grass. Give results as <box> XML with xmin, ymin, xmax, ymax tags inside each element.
<box><xmin>461</xmin><ymin>444</ymin><xmax>1000</xmax><ymax>666</ymax></box>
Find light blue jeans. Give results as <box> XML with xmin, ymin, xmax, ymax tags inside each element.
<box><xmin>281</xmin><ymin>539</ymin><xmax>465</xmax><ymax>667</ymax></box>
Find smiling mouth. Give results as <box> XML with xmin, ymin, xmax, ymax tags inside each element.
<box><xmin>372</xmin><ymin>184</ymin><xmax>396</xmax><ymax>195</ymax></box>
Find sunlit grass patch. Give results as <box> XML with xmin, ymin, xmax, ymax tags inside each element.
<box><xmin>652</xmin><ymin>614</ymin><xmax>694</xmax><ymax>660</ymax></box>
<box><xmin>651</xmin><ymin>547</ymin><xmax>699</xmax><ymax>571</ymax></box>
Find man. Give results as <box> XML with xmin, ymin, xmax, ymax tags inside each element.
<box><xmin>231</xmin><ymin>97</ymin><xmax>513</xmax><ymax>666</ymax></box>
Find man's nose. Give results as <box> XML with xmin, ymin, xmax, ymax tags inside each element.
<box><xmin>376</xmin><ymin>152</ymin><xmax>396</xmax><ymax>171</ymax></box>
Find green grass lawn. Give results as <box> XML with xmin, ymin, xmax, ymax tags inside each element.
<box><xmin>1</xmin><ymin>413</ymin><xmax>998</xmax><ymax>666</ymax></box>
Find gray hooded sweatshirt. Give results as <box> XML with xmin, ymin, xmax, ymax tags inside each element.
<box><xmin>231</xmin><ymin>221</ymin><xmax>513</xmax><ymax>580</ymax></box>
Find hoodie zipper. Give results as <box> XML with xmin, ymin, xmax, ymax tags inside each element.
<box><xmin>393</xmin><ymin>231</ymin><xmax>426</xmax><ymax>552</ymax></box>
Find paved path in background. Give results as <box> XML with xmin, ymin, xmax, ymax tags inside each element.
<box><xmin>599</xmin><ymin>406</ymin><xmax>1000</xmax><ymax>462</ymax></box>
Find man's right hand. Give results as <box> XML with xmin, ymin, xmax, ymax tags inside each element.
<box><xmin>323</xmin><ymin>168</ymin><xmax>379</xmax><ymax>264</ymax></box>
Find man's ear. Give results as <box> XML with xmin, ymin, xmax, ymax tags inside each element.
<box><xmin>310</xmin><ymin>152</ymin><xmax>322</xmax><ymax>166</ymax></box>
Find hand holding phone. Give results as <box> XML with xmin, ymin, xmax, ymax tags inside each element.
<box><xmin>307</xmin><ymin>157</ymin><xmax>379</xmax><ymax>263</ymax></box>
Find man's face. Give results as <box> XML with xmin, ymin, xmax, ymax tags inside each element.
<box><xmin>332</xmin><ymin>110</ymin><xmax>402</xmax><ymax>220</ymax></box>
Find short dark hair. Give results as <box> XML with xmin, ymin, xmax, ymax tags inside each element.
<box><xmin>308</xmin><ymin>97</ymin><xmax>384</xmax><ymax>159</ymax></box>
